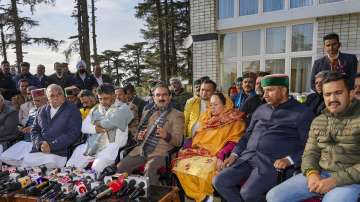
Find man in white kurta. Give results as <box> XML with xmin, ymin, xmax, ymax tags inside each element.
<box><xmin>67</xmin><ymin>84</ymin><xmax>133</xmax><ymax>173</ymax></box>
<box><xmin>0</xmin><ymin>88</ymin><xmax>48</xmax><ymax>166</ymax></box>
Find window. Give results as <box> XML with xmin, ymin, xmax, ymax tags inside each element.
<box><xmin>242</xmin><ymin>30</ymin><xmax>261</xmax><ymax>56</ymax></box>
<box><xmin>266</xmin><ymin>27</ymin><xmax>286</xmax><ymax>54</ymax></box>
<box><xmin>239</xmin><ymin>0</ymin><xmax>258</xmax><ymax>16</ymax></box>
<box><xmin>220</xmin><ymin>33</ymin><xmax>237</xmax><ymax>58</ymax></box>
<box><xmin>263</xmin><ymin>0</ymin><xmax>284</xmax><ymax>12</ymax></box>
<box><xmin>218</xmin><ymin>0</ymin><xmax>234</xmax><ymax>19</ymax></box>
<box><xmin>290</xmin><ymin>0</ymin><xmax>313</xmax><ymax>8</ymax></box>
<box><xmin>265</xmin><ymin>59</ymin><xmax>285</xmax><ymax>74</ymax></box>
<box><xmin>243</xmin><ymin>61</ymin><xmax>260</xmax><ymax>73</ymax></box>
<box><xmin>291</xmin><ymin>57</ymin><xmax>312</xmax><ymax>93</ymax></box>
<box><xmin>319</xmin><ymin>0</ymin><xmax>343</xmax><ymax>4</ymax></box>
<box><xmin>221</xmin><ymin>63</ymin><xmax>237</xmax><ymax>91</ymax></box>
<box><xmin>292</xmin><ymin>23</ymin><xmax>313</xmax><ymax>52</ymax></box>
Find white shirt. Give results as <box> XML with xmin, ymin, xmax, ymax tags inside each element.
<box><xmin>79</xmin><ymin>73</ymin><xmax>86</xmax><ymax>81</ymax></box>
<box><xmin>50</xmin><ymin>106</ymin><xmax>60</xmax><ymax>119</ymax></box>
<box><xmin>95</xmin><ymin>76</ymin><xmax>103</xmax><ymax>86</ymax></box>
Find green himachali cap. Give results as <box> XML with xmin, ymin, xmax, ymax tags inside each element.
<box><xmin>261</xmin><ymin>74</ymin><xmax>289</xmax><ymax>88</ymax></box>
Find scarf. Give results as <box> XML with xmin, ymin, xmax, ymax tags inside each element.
<box><xmin>139</xmin><ymin>104</ymin><xmax>172</xmax><ymax>157</ymax></box>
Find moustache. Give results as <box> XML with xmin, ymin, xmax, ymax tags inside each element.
<box><xmin>159</xmin><ymin>100</ymin><xmax>165</xmax><ymax>102</ymax></box>
<box><xmin>329</xmin><ymin>101</ymin><xmax>341</xmax><ymax>106</ymax></box>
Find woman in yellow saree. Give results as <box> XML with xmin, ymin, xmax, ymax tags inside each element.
<box><xmin>172</xmin><ymin>92</ymin><xmax>246</xmax><ymax>202</ymax></box>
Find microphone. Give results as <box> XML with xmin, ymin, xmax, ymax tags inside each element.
<box><xmin>4</xmin><ymin>182</ymin><xmax>21</xmax><ymax>192</ymax></box>
<box><xmin>0</xmin><ymin>171</ymin><xmax>9</xmax><ymax>179</ymax></box>
<box><xmin>115</xmin><ymin>181</ymin><xmax>127</xmax><ymax>197</ymax></box>
<box><xmin>2</xmin><ymin>176</ymin><xmax>32</xmax><ymax>193</ymax></box>
<box><xmin>96</xmin><ymin>173</ymin><xmax>127</xmax><ymax>199</ymax></box>
<box><xmin>76</xmin><ymin>184</ymin><xmax>107</xmax><ymax>202</ymax></box>
<box><xmin>124</xmin><ymin>179</ymin><xmax>136</xmax><ymax>196</ymax></box>
<box><xmin>97</xmin><ymin>165</ymin><xmax>117</xmax><ymax>181</ymax></box>
<box><xmin>129</xmin><ymin>182</ymin><xmax>145</xmax><ymax>200</ymax></box>
<box><xmin>62</xmin><ymin>192</ymin><xmax>77</xmax><ymax>201</ymax></box>
<box><xmin>26</xmin><ymin>180</ymin><xmax>49</xmax><ymax>195</ymax></box>
<box><xmin>74</xmin><ymin>180</ymin><xmax>88</xmax><ymax>197</ymax></box>
<box><xmin>131</xmin><ymin>189</ymin><xmax>145</xmax><ymax>200</ymax></box>
<box><xmin>40</xmin><ymin>183</ymin><xmax>61</xmax><ymax>200</ymax></box>
<box><xmin>40</xmin><ymin>181</ymin><xmax>57</xmax><ymax>196</ymax></box>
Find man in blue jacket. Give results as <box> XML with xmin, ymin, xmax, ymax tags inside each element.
<box><xmin>232</xmin><ymin>72</ymin><xmax>256</xmax><ymax>109</ymax></box>
<box><xmin>21</xmin><ymin>84</ymin><xmax>82</xmax><ymax>168</ymax></box>
<box><xmin>13</xmin><ymin>62</ymin><xmax>40</xmax><ymax>88</ymax></box>
<box><xmin>310</xmin><ymin>33</ymin><xmax>358</xmax><ymax>91</ymax></box>
<box><xmin>213</xmin><ymin>74</ymin><xmax>315</xmax><ymax>202</ymax></box>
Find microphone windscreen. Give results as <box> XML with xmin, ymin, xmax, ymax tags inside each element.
<box><xmin>138</xmin><ymin>181</ymin><xmax>145</xmax><ymax>188</ymax></box>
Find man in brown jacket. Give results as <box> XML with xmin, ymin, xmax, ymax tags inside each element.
<box><xmin>117</xmin><ymin>83</ymin><xmax>184</xmax><ymax>185</ymax></box>
<box><xmin>267</xmin><ymin>71</ymin><xmax>360</xmax><ymax>202</ymax></box>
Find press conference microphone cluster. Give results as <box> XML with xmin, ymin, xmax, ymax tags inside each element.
<box><xmin>117</xmin><ymin>179</ymin><xmax>136</xmax><ymax>198</ymax></box>
<box><xmin>129</xmin><ymin>181</ymin><xmax>146</xmax><ymax>200</ymax></box>
<box><xmin>96</xmin><ymin>173</ymin><xmax>128</xmax><ymax>199</ymax></box>
<box><xmin>97</xmin><ymin>165</ymin><xmax>117</xmax><ymax>181</ymax></box>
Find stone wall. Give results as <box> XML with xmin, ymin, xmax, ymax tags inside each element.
<box><xmin>190</xmin><ymin>0</ymin><xmax>219</xmax><ymax>83</ymax></box>
<box><xmin>316</xmin><ymin>13</ymin><xmax>360</xmax><ymax>58</ymax></box>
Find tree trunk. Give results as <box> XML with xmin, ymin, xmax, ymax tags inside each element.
<box><xmin>164</xmin><ymin>0</ymin><xmax>171</xmax><ymax>79</ymax></box>
<box><xmin>80</xmin><ymin>0</ymin><xmax>91</xmax><ymax>70</ymax></box>
<box><xmin>77</xmin><ymin>0</ymin><xmax>85</xmax><ymax>62</ymax></box>
<box><xmin>0</xmin><ymin>25</ymin><xmax>7</xmax><ymax>62</ymax></box>
<box><xmin>169</xmin><ymin>0</ymin><xmax>177</xmax><ymax>75</ymax></box>
<box><xmin>136</xmin><ymin>50</ymin><xmax>141</xmax><ymax>86</ymax></box>
<box><xmin>155</xmin><ymin>0</ymin><xmax>166</xmax><ymax>83</ymax></box>
<box><xmin>11</xmin><ymin>0</ymin><xmax>22</xmax><ymax>72</ymax></box>
<box><xmin>91</xmin><ymin>0</ymin><xmax>98</xmax><ymax>65</ymax></box>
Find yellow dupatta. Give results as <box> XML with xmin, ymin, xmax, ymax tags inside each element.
<box><xmin>191</xmin><ymin>98</ymin><xmax>245</xmax><ymax>156</ymax></box>
<box><xmin>172</xmin><ymin>96</ymin><xmax>246</xmax><ymax>202</ymax></box>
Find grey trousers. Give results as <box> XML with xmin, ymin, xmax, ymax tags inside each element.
<box><xmin>117</xmin><ymin>155</ymin><xmax>166</xmax><ymax>185</ymax></box>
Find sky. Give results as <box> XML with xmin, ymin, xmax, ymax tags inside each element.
<box><xmin>4</xmin><ymin>0</ymin><xmax>144</xmax><ymax>74</ymax></box>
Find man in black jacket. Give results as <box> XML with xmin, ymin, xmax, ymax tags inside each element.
<box><xmin>310</xmin><ymin>33</ymin><xmax>358</xmax><ymax>91</ymax></box>
<box><xmin>93</xmin><ymin>64</ymin><xmax>112</xmax><ymax>86</ymax></box>
<box><xmin>240</xmin><ymin>71</ymin><xmax>269</xmax><ymax>126</ymax></box>
<box><xmin>48</xmin><ymin>62</ymin><xmax>74</xmax><ymax>89</ymax></box>
<box><xmin>124</xmin><ymin>83</ymin><xmax>145</xmax><ymax>118</ymax></box>
<box><xmin>73</xmin><ymin>60</ymin><xmax>98</xmax><ymax>90</ymax></box>
<box><xmin>35</xmin><ymin>64</ymin><xmax>50</xmax><ymax>88</ymax></box>
<box><xmin>305</xmin><ymin>71</ymin><xmax>327</xmax><ymax>116</ymax></box>
<box><xmin>0</xmin><ymin>61</ymin><xmax>16</xmax><ymax>100</ymax></box>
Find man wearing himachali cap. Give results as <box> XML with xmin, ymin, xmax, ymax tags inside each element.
<box><xmin>212</xmin><ymin>74</ymin><xmax>315</xmax><ymax>202</ymax></box>
<box><xmin>0</xmin><ymin>88</ymin><xmax>47</xmax><ymax>166</ymax></box>
<box><xmin>21</xmin><ymin>84</ymin><xmax>82</xmax><ymax>168</ymax></box>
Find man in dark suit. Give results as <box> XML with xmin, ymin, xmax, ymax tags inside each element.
<box><xmin>73</xmin><ymin>60</ymin><xmax>98</xmax><ymax>90</ymax></box>
<box><xmin>310</xmin><ymin>33</ymin><xmax>358</xmax><ymax>91</ymax></box>
<box><xmin>124</xmin><ymin>83</ymin><xmax>146</xmax><ymax>118</ymax></box>
<box><xmin>93</xmin><ymin>64</ymin><xmax>112</xmax><ymax>86</ymax></box>
<box><xmin>35</xmin><ymin>64</ymin><xmax>50</xmax><ymax>88</ymax></box>
<box><xmin>213</xmin><ymin>74</ymin><xmax>315</xmax><ymax>202</ymax></box>
<box><xmin>22</xmin><ymin>84</ymin><xmax>82</xmax><ymax>168</ymax></box>
<box><xmin>48</xmin><ymin>62</ymin><xmax>74</xmax><ymax>89</ymax></box>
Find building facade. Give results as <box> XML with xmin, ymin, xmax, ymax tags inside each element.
<box><xmin>191</xmin><ymin>0</ymin><xmax>360</xmax><ymax>93</ymax></box>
